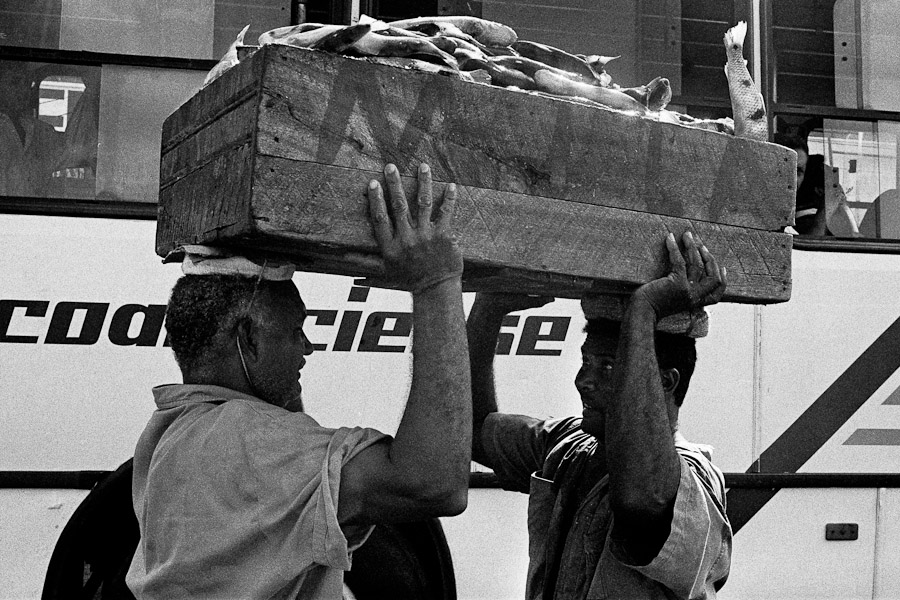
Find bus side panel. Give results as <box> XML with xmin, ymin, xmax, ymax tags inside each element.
<box><xmin>0</xmin><ymin>489</ymin><xmax>88</xmax><ymax>598</ymax></box>
<box><xmin>758</xmin><ymin>250</ymin><xmax>900</xmax><ymax>475</ymax></box>
<box><xmin>876</xmin><ymin>488</ymin><xmax>900</xmax><ymax>599</ymax></box>
<box><xmin>720</xmin><ymin>489</ymin><xmax>877</xmax><ymax>600</ymax></box>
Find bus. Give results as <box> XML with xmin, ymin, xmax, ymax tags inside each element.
<box><xmin>2</xmin><ymin>1</ymin><xmax>900</xmax><ymax>598</ymax></box>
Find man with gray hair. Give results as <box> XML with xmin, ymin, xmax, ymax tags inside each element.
<box><xmin>466</xmin><ymin>231</ymin><xmax>732</xmax><ymax>599</ymax></box>
<box><xmin>127</xmin><ymin>163</ymin><xmax>471</xmax><ymax>599</ymax></box>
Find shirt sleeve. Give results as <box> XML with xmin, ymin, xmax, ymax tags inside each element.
<box><xmin>612</xmin><ymin>449</ymin><xmax>733</xmax><ymax>599</ymax></box>
<box><xmin>251</xmin><ymin>411</ymin><xmax>389</xmax><ymax>571</ymax></box>
<box><xmin>480</xmin><ymin>413</ymin><xmax>582</xmax><ymax>493</ymax></box>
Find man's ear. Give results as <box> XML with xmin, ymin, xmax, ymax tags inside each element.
<box><xmin>660</xmin><ymin>367</ymin><xmax>680</xmax><ymax>395</ymax></box>
<box><xmin>236</xmin><ymin>317</ymin><xmax>259</xmax><ymax>361</ymax></box>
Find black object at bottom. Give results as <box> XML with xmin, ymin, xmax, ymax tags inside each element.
<box><xmin>40</xmin><ymin>459</ymin><xmax>456</xmax><ymax>599</ymax></box>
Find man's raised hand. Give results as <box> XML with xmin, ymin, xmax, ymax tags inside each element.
<box><xmin>635</xmin><ymin>231</ymin><xmax>727</xmax><ymax>319</ymax></box>
<box><xmin>367</xmin><ymin>163</ymin><xmax>463</xmax><ymax>294</ymax></box>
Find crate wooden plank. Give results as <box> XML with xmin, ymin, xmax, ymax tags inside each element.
<box><xmin>157</xmin><ymin>43</ymin><xmax>794</xmax><ymax>304</ymax></box>
<box><xmin>249</xmin><ymin>44</ymin><xmax>794</xmax><ymax>230</ymax></box>
<box><xmin>159</xmin><ymin>156</ymin><xmax>791</xmax><ymax>303</ymax></box>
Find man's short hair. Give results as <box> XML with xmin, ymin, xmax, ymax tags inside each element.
<box><xmin>584</xmin><ymin>318</ymin><xmax>697</xmax><ymax>406</ymax></box>
<box><xmin>165</xmin><ymin>274</ymin><xmax>271</xmax><ymax>372</ymax></box>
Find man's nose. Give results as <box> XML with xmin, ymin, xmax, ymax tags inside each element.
<box><xmin>575</xmin><ymin>368</ymin><xmax>595</xmax><ymax>392</ymax></box>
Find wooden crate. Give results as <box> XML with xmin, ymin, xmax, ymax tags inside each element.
<box><xmin>157</xmin><ymin>43</ymin><xmax>795</xmax><ymax>303</ymax></box>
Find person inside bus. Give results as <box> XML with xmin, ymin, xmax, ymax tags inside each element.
<box><xmin>0</xmin><ymin>61</ymin><xmax>64</xmax><ymax>196</ymax></box>
<box><xmin>774</xmin><ymin>132</ymin><xmax>860</xmax><ymax>237</ymax></box>
<box><xmin>774</xmin><ymin>132</ymin><xmax>820</xmax><ymax>234</ymax></box>
<box><xmin>126</xmin><ymin>163</ymin><xmax>472</xmax><ymax>599</ymax></box>
<box><xmin>466</xmin><ymin>231</ymin><xmax>732</xmax><ymax>599</ymax></box>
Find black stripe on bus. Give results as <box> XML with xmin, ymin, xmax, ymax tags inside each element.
<box><xmin>727</xmin><ymin>315</ymin><xmax>900</xmax><ymax>532</ymax></box>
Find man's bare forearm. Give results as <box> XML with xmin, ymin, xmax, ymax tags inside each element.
<box><xmin>606</xmin><ymin>297</ymin><xmax>681</xmax><ymax>519</ymax></box>
<box><xmin>390</xmin><ymin>277</ymin><xmax>472</xmax><ymax>504</ymax></box>
<box><xmin>465</xmin><ymin>298</ymin><xmax>507</xmax><ymax>466</ymax></box>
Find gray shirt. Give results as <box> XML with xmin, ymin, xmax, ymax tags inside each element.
<box><xmin>127</xmin><ymin>384</ymin><xmax>386</xmax><ymax>599</ymax></box>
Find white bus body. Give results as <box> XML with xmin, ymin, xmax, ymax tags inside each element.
<box><xmin>3</xmin><ymin>213</ymin><xmax>900</xmax><ymax>598</ymax></box>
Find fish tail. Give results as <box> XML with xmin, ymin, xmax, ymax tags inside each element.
<box><xmin>724</xmin><ymin>20</ymin><xmax>747</xmax><ymax>50</ymax></box>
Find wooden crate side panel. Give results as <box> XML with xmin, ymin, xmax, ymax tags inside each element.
<box><xmin>246</xmin><ymin>156</ymin><xmax>791</xmax><ymax>303</ymax></box>
<box><xmin>156</xmin><ymin>143</ymin><xmax>257</xmax><ymax>256</ymax></box>
<box><xmin>253</xmin><ymin>44</ymin><xmax>794</xmax><ymax>231</ymax></box>
<box><xmin>160</xmin><ymin>52</ymin><xmax>265</xmax><ymax>154</ymax></box>
<box><xmin>160</xmin><ymin>97</ymin><xmax>260</xmax><ymax>188</ymax></box>
<box><xmin>158</xmin><ymin>53</ymin><xmax>267</xmax><ymax>258</ymax></box>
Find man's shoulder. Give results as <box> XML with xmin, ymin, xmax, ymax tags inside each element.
<box><xmin>543</xmin><ymin>418</ymin><xmax>598</xmax><ymax>481</ymax></box>
<box><xmin>673</xmin><ymin>433</ymin><xmax>727</xmax><ymax>505</ymax></box>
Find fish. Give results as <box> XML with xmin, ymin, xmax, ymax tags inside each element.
<box><xmin>202</xmin><ymin>24</ymin><xmax>250</xmax><ymax>88</ymax></box>
<box><xmin>488</xmin><ymin>66</ymin><xmax>536</xmax><ymax>89</ymax></box>
<box><xmin>419</xmin><ymin>34</ymin><xmax>485</xmax><ymax>59</ymax></box>
<box><xmin>388</xmin><ymin>16</ymin><xmax>517</xmax><ymax>47</ymax></box>
<box><xmin>577</xmin><ymin>55</ymin><xmax>618</xmax><ymax>87</ymax></box>
<box><xmin>259</xmin><ymin>24</ymin><xmax>344</xmax><ymax>48</ymax></box>
<box><xmin>658</xmin><ymin>110</ymin><xmax>735</xmax><ymax>135</ymax></box>
<box><xmin>390</xmin><ymin>20</ymin><xmax>480</xmax><ymax>46</ymax></box>
<box><xmin>723</xmin><ymin>21</ymin><xmax>767</xmax><ymax>140</ymax></box>
<box><xmin>367</xmin><ymin>56</ymin><xmax>472</xmax><ymax>80</ymax></box>
<box><xmin>310</xmin><ymin>23</ymin><xmax>372</xmax><ymax>53</ymax></box>
<box><xmin>350</xmin><ymin>32</ymin><xmax>459</xmax><ymax>69</ymax></box>
<box><xmin>489</xmin><ymin>55</ymin><xmax>591</xmax><ymax>84</ymax></box>
<box><xmin>511</xmin><ymin>41</ymin><xmax>602</xmax><ymax>84</ymax></box>
<box><xmin>533</xmin><ymin>69</ymin><xmax>646</xmax><ymax>114</ymax></box>
<box><xmin>616</xmin><ymin>76</ymin><xmax>672</xmax><ymax>111</ymax></box>
<box><xmin>455</xmin><ymin>51</ymin><xmax>535</xmax><ymax>88</ymax></box>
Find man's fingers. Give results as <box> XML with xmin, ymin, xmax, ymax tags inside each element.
<box><xmin>682</xmin><ymin>231</ymin><xmax>703</xmax><ymax>278</ymax></box>
<box><xmin>367</xmin><ymin>179</ymin><xmax>393</xmax><ymax>247</ymax></box>
<box><xmin>705</xmin><ymin>278</ymin><xmax>728</xmax><ymax>304</ymax></box>
<box><xmin>697</xmin><ymin>259</ymin><xmax>727</xmax><ymax>305</ymax></box>
<box><xmin>416</xmin><ymin>163</ymin><xmax>434</xmax><ymax>227</ymax></box>
<box><xmin>699</xmin><ymin>244</ymin><xmax>720</xmax><ymax>277</ymax></box>
<box><xmin>665</xmin><ymin>232</ymin><xmax>685</xmax><ymax>273</ymax></box>
<box><xmin>384</xmin><ymin>164</ymin><xmax>413</xmax><ymax>236</ymax></box>
<box><xmin>435</xmin><ymin>182</ymin><xmax>458</xmax><ymax>235</ymax></box>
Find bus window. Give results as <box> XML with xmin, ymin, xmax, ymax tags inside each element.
<box><xmin>41</xmin><ymin>66</ymin><xmax>99</xmax><ymax>201</ymax></box>
<box><xmin>93</xmin><ymin>65</ymin><xmax>204</xmax><ymax>203</ymax></box>
<box><xmin>777</xmin><ymin>115</ymin><xmax>899</xmax><ymax>239</ymax></box>
<box><xmin>0</xmin><ymin>61</ymin><xmax>67</xmax><ymax>197</ymax></box>
<box><xmin>813</xmin><ymin>119</ymin><xmax>899</xmax><ymax>239</ymax></box>
<box><xmin>1</xmin><ymin>59</ymin><xmax>204</xmax><ymax>203</ymax></box>
<box><xmin>771</xmin><ymin>1</ymin><xmax>900</xmax><ymax>240</ymax></box>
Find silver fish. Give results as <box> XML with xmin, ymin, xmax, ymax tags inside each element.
<box><xmin>723</xmin><ymin>21</ymin><xmax>767</xmax><ymax>141</ymax></box>
<box><xmin>202</xmin><ymin>24</ymin><xmax>250</xmax><ymax>88</ymax></box>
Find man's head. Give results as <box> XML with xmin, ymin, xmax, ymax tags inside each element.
<box><xmin>576</xmin><ymin>317</ymin><xmax>697</xmax><ymax>440</ymax></box>
<box><xmin>165</xmin><ymin>274</ymin><xmax>314</xmax><ymax>411</ymax></box>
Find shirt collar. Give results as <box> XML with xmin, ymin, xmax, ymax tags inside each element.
<box><xmin>151</xmin><ymin>384</ymin><xmax>264</xmax><ymax>410</ymax></box>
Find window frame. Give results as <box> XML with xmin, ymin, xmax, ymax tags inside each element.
<box><xmin>760</xmin><ymin>0</ymin><xmax>900</xmax><ymax>250</ymax></box>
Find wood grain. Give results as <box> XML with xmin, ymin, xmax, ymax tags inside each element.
<box><xmin>250</xmin><ymin>44</ymin><xmax>795</xmax><ymax>230</ymax></box>
<box><xmin>157</xmin><ymin>44</ymin><xmax>795</xmax><ymax>303</ymax></box>
<box><xmin>159</xmin><ymin>157</ymin><xmax>790</xmax><ymax>302</ymax></box>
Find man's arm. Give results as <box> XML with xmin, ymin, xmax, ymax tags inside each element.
<box><xmin>466</xmin><ymin>293</ymin><xmax>553</xmax><ymax>467</ymax></box>
<box><xmin>339</xmin><ymin>163</ymin><xmax>470</xmax><ymax>525</ymax></box>
<box><xmin>607</xmin><ymin>232</ymin><xmax>726</xmax><ymax>564</ymax></box>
